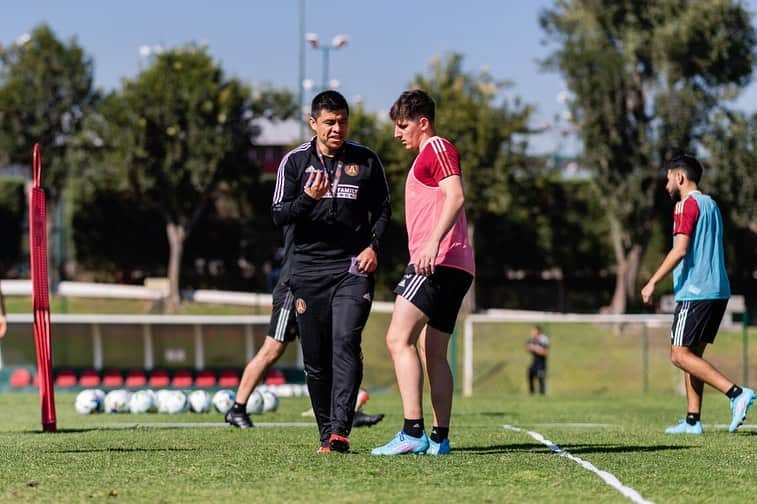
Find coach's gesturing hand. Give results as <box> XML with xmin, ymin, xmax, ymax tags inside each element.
<box><xmin>304</xmin><ymin>170</ymin><xmax>330</xmax><ymax>200</ymax></box>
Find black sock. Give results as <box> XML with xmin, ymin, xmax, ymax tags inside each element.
<box><xmin>726</xmin><ymin>385</ymin><xmax>743</xmax><ymax>399</ymax></box>
<box><xmin>231</xmin><ymin>401</ymin><xmax>246</xmax><ymax>413</ymax></box>
<box><xmin>685</xmin><ymin>412</ymin><xmax>700</xmax><ymax>426</ymax></box>
<box><xmin>403</xmin><ymin>418</ymin><xmax>424</xmax><ymax>438</ymax></box>
<box><xmin>430</xmin><ymin>426</ymin><xmax>449</xmax><ymax>443</ymax></box>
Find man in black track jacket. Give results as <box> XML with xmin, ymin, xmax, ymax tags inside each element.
<box><xmin>272</xmin><ymin>90</ymin><xmax>390</xmax><ymax>453</ymax></box>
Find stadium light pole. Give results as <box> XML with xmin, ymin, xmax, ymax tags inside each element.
<box><xmin>305</xmin><ymin>33</ymin><xmax>349</xmax><ymax>91</ymax></box>
<box><xmin>298</xmin><ymin>0</ymin><xmax>306</xmax><ymax>139</ymax></box>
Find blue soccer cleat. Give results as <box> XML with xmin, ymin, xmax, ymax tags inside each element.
<box><xmin>664</xmin><ymin>419</ymin><xmax>703</xmax><ymax>434</ymax></box>
<box><xmin>425</xmin><ymin>438</ymin><xmax>451</xmax><ymax>455</ymax></box>
<box><xmin>371</xmin><ymin>431</ymin><xmax>429</xmax><ymax>456</ymax></box>
<box><xmin>729</xmin><ymin>387</ymin><xmax>755</xmax><ymax>433</ymax></box>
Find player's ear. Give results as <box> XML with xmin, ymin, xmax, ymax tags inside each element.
<box><xmin>308</xmin><ymin>115</ymin><xmax>318</xmax><ymax>132</ymax></box>
<box><xmin>419</xmin><ymin>116</ymin><xmax>430</xmax><ymax>132</ymax></box>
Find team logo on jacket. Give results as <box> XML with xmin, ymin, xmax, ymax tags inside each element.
<box><xmin>345</xmin><ymin>164</ymin><xmax>359</xmax><ymax>176</ymax></box>
<box><xmin>295</xmin><ymin>298</ymin><xmax>307</xmax><ymax>314</ymax></box>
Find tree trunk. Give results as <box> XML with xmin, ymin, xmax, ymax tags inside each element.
<box><xmin>166</xmin><ymin>223</ymin><xmax>186</xmax><ymax>313</ymax></box>
<box><xmin>604</xmin><ymin>217</ymin><xmax>628</xmax><ymax>314</ymax></box>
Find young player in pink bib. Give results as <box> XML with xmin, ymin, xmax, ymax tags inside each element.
<box><xmin>372</xmin><ymin>90</ymin><xmax>474</xmax><ymax>456</ymax></box>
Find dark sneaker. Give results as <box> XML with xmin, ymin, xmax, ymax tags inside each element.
<box><xmin>352</xmin><ymin>410</ymin><xmax>385</xmax><ymax>428</ymax></box>
<box><xmin>225</xmin><ymin>409</ymin><xmax>254</xmax><ymax>429</ymax></box>
<box><xmin>328</xmin><ymin>433</ymin><xmax>350</xmax><ymax>453</ymax></box>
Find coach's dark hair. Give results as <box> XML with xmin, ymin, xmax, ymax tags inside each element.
<box><xmin>311</xmin><ymin>90</ymin><xmax>349</xmax><ymax>118</ymax></box>
<box><xmin>667</xmin><ymin>154</ymin><xmax>703</xmax><ymax>184</ymax></box>
<box><xmin>390</xmin><ymin>89</ymin><xmax>436</xmax><ymax>124</ymax></box>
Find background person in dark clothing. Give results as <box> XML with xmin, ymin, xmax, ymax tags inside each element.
<box><xmin>526</xmin><ymin>325</ymin><xmax>549</xmax><ymax>395</ymax></box>
<box><xmin>272</xmin><ymin>90</ymin><xmax>391</xmax><ymax>453</ymax></box>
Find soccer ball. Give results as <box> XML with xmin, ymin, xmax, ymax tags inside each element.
<box><xmin>154</xmin><ymin>389</ymin><xmax>172</xmax><ymax>412</ymax></box>
<box><xmin>104</xmin><ymin>389</ymin><xmax>132</xmax><ymax>413</ymax></box>
<box><xmin>188</xmin><ymin>390</ymin><xmax>212</xmax><ymax>413</ymax></box>
<box><xmin>74</xmin><ymin>389</ymin><xmax>103</xmax><ymax>414</ymax></box>
<box><xmin>212</xmin><ymin>389</ymin><xmax>236</xmax><ymax>414</ymax></box>
<box><xmin>129</xmin><ymin>390</ymin><xmax>156</xmax><ymax>414</ymax></box>
<box><xmin>160</xmin><ymin>390</ymin><xmax>188</xmax><ymax>414</ymax></box>
<box><xmin>261</xmin><ymin>390</ymin><xmax>279</xmax><ymax>413</ymax></box>
<box><xmin>246</xmin><ymin>389</ymin><xmax>264</xmax><ymax>414</ymax></box>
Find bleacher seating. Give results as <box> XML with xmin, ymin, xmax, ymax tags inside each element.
<box><xmin>55</xmin><ymin>370</ymin><xmax>77</xmax><ymax>388</ymax></box>
<box><xmin>218</xmin><ymin>370</ymin><xmax>240</xmax><ymax>387</ymax></box>
<box><xmin>171</xmin><ymin>370</ymin><xmax>193</xmax><ymax>388</ymax></box>
<box><xmin>79</xmin><ymin>370</ymin><xmax>101</xmax><ymax>387</ymax></box>
<box><xmin>9</xmin><ymin>368</ymin><xmax>33</xmax><ymax>388</ymax></box>
<box><xmin>148</xmin><ymin>369</ymin><xmax>170</xmax><ymax>388</ymax></box>
<box><xmin>102</xmin><ymin>369</ymin><xmax>124</xmax><ymax>388</ymax></box>
<box><xmin>265</xmin><ymin>368</ymin><xmax>286</xmax><ymax>385</ymax></box>
<box><xmin>125</xmin><ymin>369</ymin><xmax>147</xmax><ymax>388</ymax></box>
<box><xmin>194</xmin><ymin>370</ymin><xmax>216</xmax><ymax>388</ymax></box>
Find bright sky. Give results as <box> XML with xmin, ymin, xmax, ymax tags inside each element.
<box><xmin>4</xmin><ymin>0</ymin><xmax>757</xmax><ymax>154</ymax></box>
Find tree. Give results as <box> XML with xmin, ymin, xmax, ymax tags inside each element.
<box><xmin>0</xmin><ymin>24</ymin><xmax>97</xmax><ymax>200</ymax></box>
<box><xmin>82</xmin><ymin>46</ymin><xmax>256</xmax><ymax>309</ymax></box>
<box><xmin>541</xmin><ymin>0</ymin><xmax>755</xmax><ymax>312</ymax></box>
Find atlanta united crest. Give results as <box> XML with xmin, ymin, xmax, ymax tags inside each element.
<box><xmin>295</xmin><ymin>298</ymin><xmax>307</xmax><ymax>314</ymax></box>
<box><xmin>345</xmin><ymin>164</ymin><xmax>359</xmax><ymax>176</ymax></box>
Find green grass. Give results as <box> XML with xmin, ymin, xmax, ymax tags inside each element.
<box><xmin>0</xmin><ymin>391</ymin><xmax>755</xmax><ymax>503</ymax></box>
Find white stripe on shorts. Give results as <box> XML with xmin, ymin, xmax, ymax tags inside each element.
<box><xmin>403</xmin><ymin>274</ymin><xmax>427</xmax><ymax>301</ymax></box>
<box><xmin>673</xmin><ymin>301</ymin><xmax>690</xmax><ymax>346</ymax></box>
<box><xmin>274</xmin><ymin>290</ymin><xmax>294</xmax><ymax>342</ymax></box>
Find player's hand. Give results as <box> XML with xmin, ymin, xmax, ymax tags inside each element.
<box><xmin>355</xmin><ymin>247</ymin><xmax>378</xmax><ymax>273</ymax></box>
<box><xmin>641</xmin><ymin>281</ymin><xmax>655</xmax><ymax>304</ymax></box>
<box><xmin>414</xmin><ymin>240</ymin><xmax>440</xmax><ymax>276</ymax></box>
<box><xmin>0</xmin><ymin>316</ymin><xmax>6</xmax><ymax>338</ymax></box>
<box><xmin>304</xmin><ymin>170</ymin><xmax>330</xmax><ymax>200</ymax></box>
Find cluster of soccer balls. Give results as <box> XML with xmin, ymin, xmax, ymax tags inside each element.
<box><xmin>74</xmin><ymin>388</ymin><xmax>279</xmax><ymax>415</ymax></box>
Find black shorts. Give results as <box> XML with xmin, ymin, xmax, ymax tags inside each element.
<box><xmin>268</xmin><ymin>281</ymin><xmax>298</xmax><ymax>343</ymax></box>
<box><xmin>671</xmin><ymin>299</ymin><xmax>728</xmax><ymax>347</ymax></box>
<box><xmin>393</xmin><ymin>264</ymin><xmax>473</xmax><ymax>334</ymax></box>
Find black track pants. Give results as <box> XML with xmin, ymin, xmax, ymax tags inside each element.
<box><xmin>291</xmin><ymin>269</ymin><xmax>373</xmax><ymax>444</ymax></box>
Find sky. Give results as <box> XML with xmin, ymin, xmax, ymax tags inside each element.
<box><xmin>3</xmin><ymin>0</ymin><xmax>757</xmax><ymax>154</ymax></box>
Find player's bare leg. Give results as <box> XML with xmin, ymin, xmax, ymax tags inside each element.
<box><xmin>227</xmin><ymin>336</ymin><xmax>287</xmax><ymax>428</ymax></box>
<box><xmin>670</xmin><ymin>344</ymin><xmax>733</xmax><ymax>394</ymax></box>
<box><xmin>419</xmin><ymin>325</ymin><xmax>453</xmax><ymax>428</ymax></box>
<box><xmin>385</xmin><ymin>296</ymin><xmax>428</xmax><ymax>420</ymax></box>
<box><xmin>682</xmin><ymin>343</ymin><xmax>707</xmax><ymax>414</ymax></box>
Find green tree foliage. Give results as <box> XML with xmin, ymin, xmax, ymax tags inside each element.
<box><xmin>0</xmin><ymin>177</ymin><xmax>25</xmax><ymax>275</ymax></box>
<box><xmin>0</xmin><ymin>24</ymin><xmax>97</xmax><ymax>199</ymax></box>
<box><xmin>76</xmin><ymin>46</ymin><xmax>256</xmax><ymax>309</ymax></box>
<box><xmin>541</xmin><ymin>0</ymin><xmax>755</xmax><ymax>312</ymax></box>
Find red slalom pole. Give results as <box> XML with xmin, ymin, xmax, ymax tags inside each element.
<box><xmin>29</xmin><ymin>143</ymin><xmax>56</xmax><ymax>432</ymax></box>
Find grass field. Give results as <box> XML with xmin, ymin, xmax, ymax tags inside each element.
<box><xmin>0</xmin><ymin>391</ymin><xmax>755</xmax><ymax>503</ymax></box>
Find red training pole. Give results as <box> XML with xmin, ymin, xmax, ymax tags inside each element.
<box><xmin>29</xmin><ymin>143</ymin><xmax>56</xmax><ymax>432</ymax></box>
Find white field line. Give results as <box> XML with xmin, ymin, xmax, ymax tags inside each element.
<box><xmin>504</xmin><ymin>424</ymin><xmax>653</xmax><ymax>504</ymax></box>
<box><xmin>105</xmin><ymin>421</ymin><xmax>317</xmax><ymax>429</ymax></box>
<box><xmin>535</xmin><ymin>423</ymin><xmax>615</xmax><ymax>428</ymax></box>
<box><xmin>708</xmin><ymin>424</ymin><xmax>756</xmax><ymax>430</ymax></box>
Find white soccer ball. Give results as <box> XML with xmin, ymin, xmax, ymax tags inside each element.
<box><xmin>261</xmin><ymin>390</ymin><xmax>279</xmax><ymax>413</ymax></box>
<box><xmin>154</xmin><ymin>389</ymin><xmax>172</xmax><ymax>412</ymax></box>
<box><xmin>159</xmin><ymin>390</ymin><xmax>187</xmax><ymax>414</ymax></box>
<box><xmin>276</xmin><ymin>384</ymin><xmax>294</xmax><ymax>397</ymax></box>
<box><xmin>129</xmin><ymin>390</ymin><xmax>156</xmax><ymax>414</ymax></box>
<box><xmin>212</xmin><ymin>389</ymin><xmax>236</xmax><ymax>414</ymax></box>
<box><xmin>104</xmin><ymin>389</ymin><xmax>132</xmax><ymax>413</ymax></box>
<box><xmin>246</xmin><ymin>389</ymin><xmax>264</xmax><ymax>414</ymax></box>
<box><xmin>74</xmin><ymin>389</ymin><xmax>103</xmax><ymax>414</ymax></box>
<box><xmin>188</xmin><ymin>390</ymin><xmax>212</xmax><ymax>413</ymax></box>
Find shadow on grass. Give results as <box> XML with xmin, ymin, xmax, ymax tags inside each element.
<box><xmin>45</xmin><ymin>447</ymin><xmax>197</xmax><ymax>454</ymax></box>
<box><xmin>455</xmin><ymin>443</ymin><xmax>691</xmax><ymax>455</ymax></box>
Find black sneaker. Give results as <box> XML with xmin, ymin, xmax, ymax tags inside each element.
<box><xmin>352</xmin><ymin>410</ymin><xmax>385</xmax><ymax>428</ymax></box>
<box><xmin>225</xmin><ymin>409</ymin><xmax>253</xmax><ymax>429</ymax></box>
<box><xmin>328</xmin><ymin>433</ymin><xmax>350</xmax><ymax>453</ymax></box>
